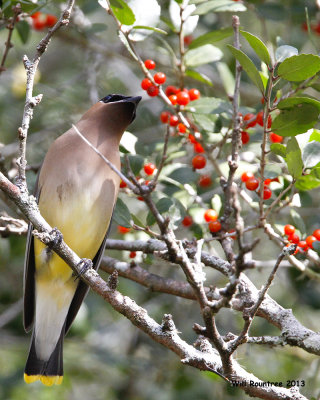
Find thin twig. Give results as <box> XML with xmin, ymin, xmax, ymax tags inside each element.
<box><xmin>16</xmin><ymin>0</ymin><xmax>75</xmax><ymax>191</ymax></box>
<box><xmin>264</xmin><ymin>180</ymin><xmax>295</xmax><ymax>219</ymax></box>
<box><xmin>0</xmin><ymin>4</ymin><xmax>21</xmax><ymax>74</ymax></box>
<box><xmin>149</xmin><ymin>125</ymin><xmax>170</xmax><ymax>189</ymax></box>
<box><xmin>72</xmin><ymin>124</ymin><xmax>138</xmax><ymax>193</ymax></box>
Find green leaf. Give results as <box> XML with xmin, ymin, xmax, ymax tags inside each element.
<box><xmin>185</xmin><ymin>69</ymin><xmax>213</xmax><ymax>86</ymax></box>
<box><xmin>193</xmin><ymin>0</ymin><xmax>246</xmax><ymax>15</ymax></box>
<box><xmin>188</xmin><ymin>28</ymin><xmax>233</xmax><ymax>49</ymax></box>
<box><xmin>113</xmin><ymin>197</ymin><xmax>132</xmax><ymax>228</ymax></box>
<box><xmin>146</xmin><ymin>197</ymin><xmax>173</xmax><ymax>226</ymax></box>
<box><xmin>270</xmin><ymin>143</ymin><xmax>286</xmax><ymax>158</ymax></box>
<box><xmin>264</xmin><ymin>164</ymin><xmax>283</xmax><ymax>179</ymax></box>
<box><xmin>277</xmin><ymin>96</ymin><xmax>320</xmax><ymax>112</ymax></box>
<box><xmin>186</xmin><ymin>97</ymin><xmax>232</xmax><ymax>115</ymax></box>
<box><xmin>132</xmin><ymin>25</ymin><xmax>167</xmax><ymax>35</ymax></box>
<box><xmin>119</xmin><ymin>145</ymin><xmax>130</xmax><ymax>154</ymax></box>
<box><xmin>185</xmin><ymin>44</ymin><xmax>222</xmax><ymax>67</ymax></box>
<box><xmin>168</xmin><ymin>166</ymin><xmax>198</xmax><ymax>184</ymax></box>
<box><xmin>110</xmin><ymin>0</ymin><xmax>135</xmax><ymax>25</ymax></box>
<box><xmin>295</xmin><ymin>173</ymin><xmax>320</xmax><ymax>191</ymax></box>
<box><xmin>302</xmin><ymin>141</ymin><xmax>320</xmax><ymax>169</ymax></box>
<box><xmin>272</xmin><ymin>103</ymin><xmax>319</xmax><ymax>137</ymax></box>
<box><xmin>278</xmin><ymin>54</ymin><xmax>320</xmax><ymax>82</ymax></box>
<box><xmin>131</xmin><ymin>213</ymin><xmax>146</xmax><ymax>228</ymax></box>
<box><xmin>227</xmin><ymin>45</ymin><xmax>264</xmax><ymax>93</ymax></box>
<box><xmin>309</xmin><ymin>130</ymin><xmax>320</xmax><ymax>142</ymax></box>
<box><xmin>16</xmin><ymin>21</ymin><xmax>30</xmax><ymax>44</ymax></box>
<box><xmin>192</xmin><ymin>113</ymin><xmax>216</xmax><ymax>131</ymax></box>
<box><xmin>127</xmin><ymin>154</ymin><xmax>144</xmax><ymax>175</ymax></box>
<box><xmin>286</xmin><ymin>137</ymin><xmax>303</xmax><ymax>179</ymax></box>
<box><xmin>240</xmin><ymin>30</ymin><xmax>270</xmax><ymax>65</ymax></box>
<box><xmin>216</xmin><ymin>62</ymin><xmax>235</xmax><ymax>96</ymax></box>
<box><xmin>290</xmin><ymin>209</ymin><xmax>306</xmax><ymax>236</ymax></box>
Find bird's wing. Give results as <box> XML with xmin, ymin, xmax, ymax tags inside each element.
<box><xmin>64</xmin><ymin>210</ymin><xmax>114</xmax><ymax>333</ymax></box>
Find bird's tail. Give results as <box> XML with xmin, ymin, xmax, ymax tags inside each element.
<box><xmin>24</xmin><ymin>331</ymin><xmax>64</xmax><ymax>386</ymax></box>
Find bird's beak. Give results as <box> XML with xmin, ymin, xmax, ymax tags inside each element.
<box><xmin>127</xmin><ymin>96</ymin><xmax>142</xmax><ymax>122</ymax></box>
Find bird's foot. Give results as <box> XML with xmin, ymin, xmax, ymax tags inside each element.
<box><xmin>47</xmin><ymin>227</ymin><xmax>63</xmax><ymax>249</ymax></box>
<box><xmin>73</xmin><ymin>258</ymin><xmax>93</xmax><ymax>281</ymax></box>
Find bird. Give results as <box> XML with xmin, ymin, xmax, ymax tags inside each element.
<box><xmin>23</xmin><ymin>94</ymin><xmax>141</xmax><ymax>386</ymax></box>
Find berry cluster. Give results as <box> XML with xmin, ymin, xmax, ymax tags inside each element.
<box><xmin>241</xmin><ymin>171</ymin><xmax>278</xmax><ymax>200</ymax></box>
<box><xmin>284</xmin><ymin>224</ymin><xmax>320</xmax><ymax>253</ymax></box>
<box><xmin>31</xmin><ymin>11</ymin><xmax>57</xmax><ymax>31</ymax></box>
<box><xmin>239</xmin><ymin>111</ymin><xmax>282</xmax><ymax>146</ymax></box>
<box><xmin>182</xmin><ymin>208</ymin><xmax>221</xmax><ymax>233</ymax></box>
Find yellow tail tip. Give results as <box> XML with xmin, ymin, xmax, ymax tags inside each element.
<box><xmin>24</xmin><ymin>373</ymin><xmax>63</xmax><ymax>386</ymax></box>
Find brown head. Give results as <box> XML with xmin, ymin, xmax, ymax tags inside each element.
<box><xmin>77</xmin><ymin>94</ymin><xmax>142</xmax><ymax>144</ymax></box>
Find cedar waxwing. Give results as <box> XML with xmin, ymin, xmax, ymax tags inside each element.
<box><xmin>23</xmin><ymin>94</ymin><xmax>141</xmax><ymax>386</ymax></box>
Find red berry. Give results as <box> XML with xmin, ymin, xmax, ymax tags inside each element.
<box><xmin>144</xmin><ymin>59</ymin><xmax>156</xmax><ymax>70</ymax></box>
<box><xmin>241</xmin><ymin>131</ymin><xmax>250</xmax><ymax>145</ymax></box>
<box><xmin>184</xmin><ymin>35</ymin><xmax>193</xmax><ymax>46</ymax></box>
<box><xmin>137</xmin><ymin>196</ymin><xmax>144</xmax><ymax>201</ymax></box>
<box><xmin>188</xmin><ymin>134</ymin><xmax>197</xmax><ymax>144</ymax></box>
<box><xmin>246</xmin><ymin>177</ymin><xmax>259</xmax><ymax>191</ymax></box>
<box><xmin>154</xmin><ymin>72</ymin><xmax>166</xmax><ymax>85</ymax></box>
<box><xmin>241</xmin><ymin>171</ymin><xmax>254</xmax><ymax>182</ymax></box>
<box><xmin>204</xmin><ymin>209</ymin><xmax>218</xmax><ymax>222</ymax></box>
<box><xmin>141</xmin><ymin>78</ymin><xmax>152</xmax><ymax>90</ymax></box>
<box><xmin>182</xmin><ymin>215</ymin><xmax>193</xmax><ymax>227</ymax></box>
<box><xmin>165</xmin><ymin>86</ymin><xmax>179</xmax><ymax>96</ymax></box>
<box><xmin>288</xmin><ymin>233</ymin><xmax>300</xmax><ymax>244</ymax></box>
<box><xmin>147</xmin><ymin>85</ymin><xmax>159</xmax><ymax>97</ymax></box>
<box><xmin>118</xmin><ymin>226</ymin><xmax>130</xmax><ymax>234</ymax></box>
<box><xmin>256</xmin><ymin>111</ymin><xmax>264</xmax><ymax>126</ymax></box>
<box><xmin>178</xmin><ymin>123</ymin><xmax>186</xmax><ymax>133</ymax></box>
<box><xmin>313</xmin><ymin>229</ymin><xmax>320</xmax><ymax>240</ymax></box>
<box><xmin>169</xmin><ymin>115</ymin><xmax>179</xmax><ymax>127</ymax></box>
<box><xmin>194</xmin><ymin>142</ymin><xmax>204</xmax><ymax>153</ymax></box>
<box><xmin>46</xmin><ymin>14</ymin><xmax>58</xmax><ymax>27</ymax></box>
<box><xmin>263</xmin><ymin>186</ymin><xmax>272</xmax><ymax>200</ymax></box>
<box><xmin>284</xmin><ymin>225</ymin><xmax>295</xmax><ymax>236</ymax></box>
<box><xmin>129</xmin><ymin>251</ymin><xmax>136</xmax><ymax>258</ymax></box>
<box><xmin>31</xmin><ymin>11</ymin><xmax>41</xmax><ymax>19</ymax></box>
<box><xmin>192</xmin><ymin>155</ymin><xmax>206</xmax><ymax>169</ymax></box>
<box><xmin>243</xmin><ymin>113</ymin><xmax>256</xmax><ymax>128</ymax></box>
<box><xmin>198</xmin><ymin>175</ymin><xmax>212</xmax><ymax>187</ymax></box>
<box><xmin>144</xmin><ymin>162</ymin><xmax>156</xmax><ymax>175</ymax></box>
<box><xmin>176</xmin><ymin>91</ymin><xmax>190</xmax><ymax>106</ymax></box>
<box><xmin>264</xmin><ymin>179</ymin><xmax>272</xmax><ymax>185</ymax></box>
<box><xmin>229</xmin><ymin>229</ymin><xmax>237</xmax><ymax>239</ymax></box>
<box><xmin>209</xmin><ymin>220</ymin><xmax>221</xmax><ymax>233</ymax></box>
<box><xmin>33</xmin><ymin>19</ymin><xmax>46</xmax><ymax>31</ymax></box>
<box><xmin>267</xmin><ymin>115</ymin><xmax>272</xmax><ymax>129</ymax></box>
<box><xmin>168</xmin><ymin>94</ymin><xmax>177</xmax><ymax>105</ymax></box>
<box><xmin>298</xmin><ymin>241</ymin><xmax>308</xmax><ymax>251</ymax></box>
<box><xmin>188</xmin><ymin>88</ymin><xmax>200</xmax><ymax>101</ymax></box>
<box><xmin>270</xmin><ymin>132</ymin><xmax>283</xmax><ymax>143</ymax></box>
<box><xmin>306</xmin><ymin>235</ymin><xmax>317</xmax><ymax>249</ymax></box>
<box><xmin>160</xmin><ymin>111</ymin><xmax>171</xmax><ymax>124</ymax></box>
<box><xmin>120</xmin><ymin>179</ymin><xmax>127</xmax><ymax>188</ymax></box>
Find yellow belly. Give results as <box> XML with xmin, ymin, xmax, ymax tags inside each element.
<box><xmin>34</xmin><ymin>187</ymin><xmax>113</xmax><ymax>282</ymax></box>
